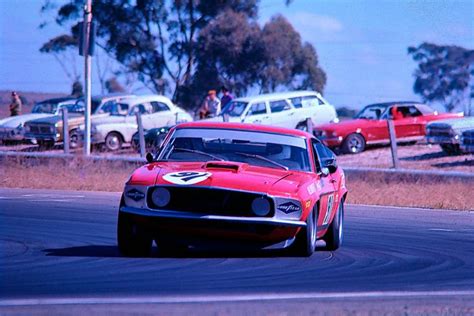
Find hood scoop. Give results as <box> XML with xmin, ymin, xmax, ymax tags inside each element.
<box><xmin>203</xmin><ymin>161</ymin><xmax>246</xmax><ymax>172</ymax></box>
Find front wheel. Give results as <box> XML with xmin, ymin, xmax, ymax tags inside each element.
<box><xmin>323</xmin><ymin>199</ymin><xmax>344</xmax><ymax>251</ymax></box>
<box><xmin>117</xmin><ymin>211</ymin><xmax>152</xmax><ymax>257</ymax></box>
<box><xmin>292</xmin><ymin>208</ymin><xmax>318</xmax><ymax>257</ymax></box>
<box><xmin>342</xmin><ymin>133</ymin><xmax>366</xmax><ymax>154</ymax></box>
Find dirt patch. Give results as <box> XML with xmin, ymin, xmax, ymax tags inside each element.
<box><xmin>1</xmin><ymin>157</ymin><xmax>472</xmax><ymax>210</ymax></box>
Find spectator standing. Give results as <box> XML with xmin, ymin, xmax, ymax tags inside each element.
<box><xmin>9</xmin><ymin>91</ymin><xmax>22</xmax><ymax>116</ymax></box>
<box><xmin>199</xmin><ymin>90</ymin><xmax>221</xmax><ymax>119</ymax></box>
<box><xmin>220</xmin><ymin>86</ymin><xmax>233</xmax><ymax>109</ymax></box>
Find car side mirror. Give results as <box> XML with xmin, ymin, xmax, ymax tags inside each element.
<box><xmin>322</xmin><ymin>157</ymin><xmax>338</xmax><ymax>174</ymax></box>
<box><xmin>145</xmin><ymin>152</ymin><xmax>154</xmax><ymax>163</ymax></box>
<box><xmin>320</xmin><ymin>167</ymin><xmax>330</xmax><ymax>177</ymax></box>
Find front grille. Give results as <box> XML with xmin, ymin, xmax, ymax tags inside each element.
<box><xmin>427</xmin><ymin>127</ymin><xmax>453</xmax><ymax>137</ymax></box>
<box><xmin>28</xmin><ymin>124</ymin><xmax>55</xmax><ymax>135</ymax></box>
<box><xmin>147</xmin><ymin>186</ymin><xmax>274</xmax><ymax>217</ymax></box>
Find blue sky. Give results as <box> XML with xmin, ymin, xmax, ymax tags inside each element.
<box><xmin>0</xmin><ymin>0</ymin><xmax>472</xmax><ymax>110</ymax></box>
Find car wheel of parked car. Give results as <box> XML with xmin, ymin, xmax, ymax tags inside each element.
<box><xmin>440</xmin><ymin>144</ymin><xmax>461</xmax><ymax>155</ymax></box>
<box><xmin>342</xmin><ymin>133</ymin><xmax>366</xmax><ymax>154</ymax></box>
<box><xmin>296</xmin><ymin>122</ymin><xmax>309</xmax><ymax>132</ymax></box>
<box><xmin>117</xmin><ymin>211</ymin><xmax>152</xmax><ymax>257</ymax></box>
<box><xmin>323</xmin><ymin>199</ymin><xmax>344</xmax><ymax>251</ymax></box>
<box><xmin>292</xmin><ymin>207</ymin><xmax>318</xmax><ymax>257</ymax></box>
<box><xmin>38</xmin><ymin>140</ymin><xmax>55</xmax><ymax>149</ymax></box>
<box><xmin>105</xmin><ymin>132</ymin><xmax>123</xmax><ymax>151</ymax></box>
<box><xmin>69</xmin><ymin>129</ymin><xmax>80</xmax><ymax>149</ymax></box>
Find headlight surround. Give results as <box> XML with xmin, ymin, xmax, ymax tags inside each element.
<box><xmin>251</xmin><ymin>197</ymin><xmax>271</xmax><ymax>217</ymax></box>
<box><xmin>151</xmin><ymin>187</ymin><xmax>171</xmax><ymax>208</ymax></box>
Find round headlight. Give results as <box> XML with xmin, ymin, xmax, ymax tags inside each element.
<box><xmin>152</xmin><ymin>188</ymin><xmax>171</xmax><ymax>208</ymax></box>
<box><xmin>251</xmin><ymin>197</ymin><xmax>271</xmax><ymax>217</ymax></box>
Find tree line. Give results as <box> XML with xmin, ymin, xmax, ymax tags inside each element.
<box><xmin>40</xmin><ymin>0</ymin><xmax>326</xmax><ymax>110</ymax></box>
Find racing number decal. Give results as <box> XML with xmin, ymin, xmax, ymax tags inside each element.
<box><xmin>322</xmin><ymin>194</ymin><xmax>334</xmax><ymax>225</ymax></box>
<box><xmin>163</xmin><ymin>171</ymin><xmax>212</xmax><ymax>185</ymax></box>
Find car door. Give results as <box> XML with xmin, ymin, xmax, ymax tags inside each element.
<box><xmin>390</xmin><ymin>105</ymin><xmax>424</xmax><ymax>139</ymax></box>
<box><xmin>242</xmin><ymin>102</ymin><xmax>272</xmax><ymax>125</ymax></box>
<box><xmin>312</xmin><ymin>141</ymin><xmax>338</xmax><ymax>231</ymax></box>
<box><xmin>269</xmin><ymin>99</ymin><xmax>296</xmax><ymax>128</ymax></box>
<box><xmin>150</xmin><ymin>101</ymin><xmax>175</xmax><ymax>127</ymax></box>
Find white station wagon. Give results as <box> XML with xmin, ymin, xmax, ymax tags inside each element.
<box><xmin>87</xmin><ymin>95</ymin><xmax>193</xmax><ymax>151</ymax></box>
<box><xmin>207</xmin><ymin>91</ymin><xmax>338</xmax><ymax>130</ymax></box>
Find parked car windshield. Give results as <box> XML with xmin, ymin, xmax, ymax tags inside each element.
<box><xmin>221</xmin><ymin>101</ymin><xmax>248</xmax><ymax>117</ymax></box>
<box><xmin>159</xmin><ymin>128</ymin><xmax>311</xmax><ymax>172</ymax></box>
<box><xmin>355</xmin><ymin>105</ymin><xmax>386</xmax><ymax>120</ymax></box>
<box><xmin>32</xmin><ymin>102</ymin><xmax>60</xmax><ymax>114</ymax></box>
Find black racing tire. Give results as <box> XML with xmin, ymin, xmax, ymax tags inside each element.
<box><xmin>292</xmin><ymin>207</ymin><xmax>318</xmax><ymax>257</ymax></box>
<box><xmin>105</xmin><ymin>132</ymin><xmax>123</xmax><ymax>151</ymax></box>
<box><xmin>117</xmin><ymin>211</ymin><xmax>152</xmax><ymax>257</ymax></box>
<box><xmin>342</xmin><ymin>133</ymin><xmax>366</xmax><ymax>154</ymax></box>
<box><xmin>440</xmin><ymin>144</ymin><xmax>461</xmax><ymax>155</ymax></box>
<box><xmin>323</xmin><ymin>199</ymin><xmax>344</xmax><ymax>251</ymax></box>
<box><xmin>155</xmin><ymin>239</ymin><xmax>188</xmax><ymax>257</ymax></box>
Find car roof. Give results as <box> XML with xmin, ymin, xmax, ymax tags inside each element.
<box><xmin>92</xmin><ymin>93</ymin><xmax>136</xmax><ymax>100</ymax></box>
<box><xmin>234</xmin><ymin>90</ymin><xmax>320</xmax><ymax>103</ymax></box>
<box><xmin>118</xmin><ymin>94</ymin><xmax>173</xmax><ymax>105</ymax></box>
<box><xmin>176</xmin><ymin>121</ymin><xmax>313</xmax><ymax>138</ymax></box>
<box><xmin>37</xmin><ymin>97</ymin><xmax>77</xmax><ymax>104</ymax></box>
<box><xmin>365</xmin><ymin>101</ymin><xmax>424</xmax><ymax>107</ymax></box>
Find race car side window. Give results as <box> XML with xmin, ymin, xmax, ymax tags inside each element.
<box><xmin>311</xmin><ymin>140</ymin><xmax>323</xmax><ymax>173</ymax></box>
<box><xmin>312</xmin><ymin>140</ymin><xmax>336</xmax><ymax>174</ymax></box>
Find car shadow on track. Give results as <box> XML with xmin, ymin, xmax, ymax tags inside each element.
<box><xmin>42</xmin><ymin>243</ymin><xmax>329</xmax><ymax>259</ymax></box>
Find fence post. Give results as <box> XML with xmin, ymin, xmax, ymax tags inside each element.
<box><xmin>306</xmin><ymin>117</ymin><xmax>313</xmax><ymax>133</ymax></box>
<box><xmin>387</xmin><ymin>119</ymin><xmax>399</xmax><ymax>169</ymax></box>
<box><xmin>135</xmin><ymin>112</ymin><xmax>146</xmax><ymax>158</ymax></box>
<box><xmin>62</xmin><ymin>107</ymin><xmax>69</xmax><ymax>154</ymax></box>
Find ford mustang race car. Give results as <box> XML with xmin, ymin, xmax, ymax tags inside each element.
<box><xmin>118</xmin><ymin>122</ymin><xmax>347</xmax><ymax>257</ymax></box>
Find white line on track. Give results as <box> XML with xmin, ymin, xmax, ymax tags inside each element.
<box><xmin>1</xmin><ymin>291</ymin><xmax>474</xmax><ymax>306</ymax></box>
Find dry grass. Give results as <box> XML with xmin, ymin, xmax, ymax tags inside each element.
<box><xmin>1</xmin><ymin>157</ymin><xmax>472</xmax><ymax>210</ymax></box>
<box><xmin>346</xmin><ymin>173</ymin><xmax>473</xmax><ymax>211</ymax></box>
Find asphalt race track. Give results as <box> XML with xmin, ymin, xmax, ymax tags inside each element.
<box><xmin>1</xmin><ymin>188</ymin><xmax>473</xmax><ymax>314</ymax></box>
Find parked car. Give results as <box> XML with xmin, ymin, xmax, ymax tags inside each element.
<box><xmin>118</xmin><ymin>121</ymin><xmax>347</xmax><ymax>257</ymax></box>
<box><xmin>426</xmin><ymin>116</ymin><xmax>474</xmax><ymax>154</ymax></box>
<box><xmin>24</xmin><ymin>94</ymin><xmax>135</xmax><ymax>148</ymax></box>
<box><xmin>131</xmin><ymin>126</ymin><xmax>171</xmax><ymax>154</ymax></box>
<box><xmin>205</xmin><ymin>91</ymin><xmax>338</xmax><ymax>131</ymax></box>
<box><xmin>460</xmin><ymin>129</ymin><xmax>474</xmax><ymax>154</ymax></box>
<box><xmin>88</xmin><ymin>95</ymin><xmax>193</xmax><ymax>151</ymax></box>
<box><xmin>0</xmin><ymin>97</ymin><xmax>77</xmax><ymax>144</ymax></box>
<box><xmin>313</xmin><ymin>101</ymin><xmax>463</xmax><ymax>154</ymax></box>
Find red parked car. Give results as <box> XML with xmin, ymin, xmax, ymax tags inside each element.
<box><xmin>313</xmin><ymin>102</ymin><xmax>463</xmax><ymax>154</ymax></box>
<box><xmin>118</xmin><ymin>122</ymin><xmax>347</xmax><ymax>257</ymax></box>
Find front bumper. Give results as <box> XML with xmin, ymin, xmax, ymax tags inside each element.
<box><xmin>426</xmin><ymin>135</ymin><xmax>459</xmax><ymax>145</ymax></box>
<box><xmin>24</xmin><ymin>132</ymin><xmax>59</xmax><ymax>142</ymax></box>
<box><xmin>120</xmin><ymin>206</ymin><xmax>305</xmax><ymax>248</ymax></box>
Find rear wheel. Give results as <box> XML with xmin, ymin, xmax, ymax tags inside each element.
<box><xmin>342</xmin><ymin>133</ymin><xmax>365</xmax><ymax>154</ymax></box>
<box><xmin>105</xmin><ymin>132</ymin><xmax>122</xmax><ymax>151</ymax></box>
<box><xmin>117</xmin><ymin>211</ymin><xmax>152</xmax><ymax>257</ymax></box>
<box><xmin>323</xmin><ymin>199</ymin><xmax>344</xmax><ymax>251</ymax></box>
<box><xmin>292</xmin><ymin>208</ymin><xmax>318</xmax><ymax>257</ymax></box>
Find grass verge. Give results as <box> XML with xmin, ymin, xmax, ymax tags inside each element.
<box><xmin>1</xmin><ymin>157</ymin><xmax>472</xmax><ymax>210</ymax></box>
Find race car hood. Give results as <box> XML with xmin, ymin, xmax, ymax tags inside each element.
<box><xmin>129</xmin><ymin>161</ymin><xmax>312</xmax><ymax>198</ymax></box>
<box><xmin>0</xmin><ymin>113</ymin><xmax>53</xmax><ymax>128</ymax></box>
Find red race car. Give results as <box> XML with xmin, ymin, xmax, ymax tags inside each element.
<box><xmin>118</xmin><ymin>122</ymin><xmax>347</xmax><ymax>257</ymax></box>
<box><xmin>313</xmin><ymin>101</ymin><xmax>463</xmax><ymax>154</ymax></box>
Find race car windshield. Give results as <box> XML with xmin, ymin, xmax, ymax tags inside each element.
<box><xmin>221</xmin><ymin>101</ymin><xmax>248</xmax><ymax>117</ymax></box>
<box><xmin>355</xmin><ymin>105</ymin><xmax>386</xmax><ymax>120</ymax></box>
<box><xmin>159</xmin><ymin>128</ymin><xmax>311</xmax><ymax>172</ymax></box>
